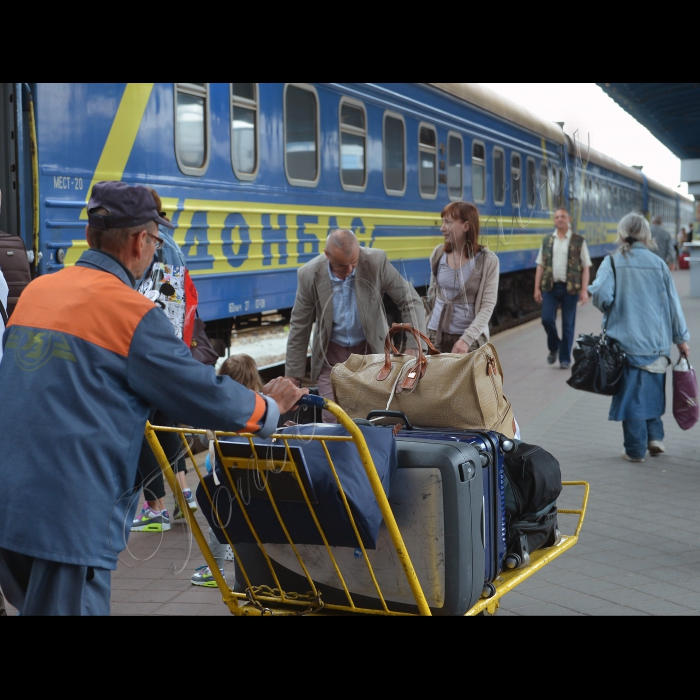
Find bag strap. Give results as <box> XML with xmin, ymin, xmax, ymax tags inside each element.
<box><xmin>376</xmin><ymin>323</ymin><xmax>440</xmax><ymax>386</ymax></box>
<box><xmin>0</xmin><ymin>298</ymin><xmax>7</xmax><ymax>326</ymax></box>
<box><xmin>602</xmin><ymin>255</ymin><xmax>616</xmax><ymax>333</ymax></box>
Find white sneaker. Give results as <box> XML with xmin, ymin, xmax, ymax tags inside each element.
<box><xmin>621</xmin><ymin>451</ymin><xmax>645</xmax><ymax>463</ymax></box>
<box><xmin>648</xmin><ymin>440</ymin><xmax>665</xmax><ymax>456</ymax></box>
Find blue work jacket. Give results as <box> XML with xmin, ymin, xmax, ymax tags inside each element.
<box><xmin>0</xmin><ymin>249</ymin><xmax>279</xmax><ymax>569</ymax></box>
<box><xmin>588</xmin><ymin>243</ymin><xmax>689</xmax><ymax>357</ymax></box>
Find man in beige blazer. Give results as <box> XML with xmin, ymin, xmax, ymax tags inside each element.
<box><xmin>285</xmin><ymin>229</ymin><xmax>426</xmax><ymax>421</ymax></box>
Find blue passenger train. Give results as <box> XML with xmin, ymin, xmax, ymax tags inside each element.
<box><xmin>0</xmin><ymin>82</ymin><xmax>694</xmax><ymax>340</ymax></box>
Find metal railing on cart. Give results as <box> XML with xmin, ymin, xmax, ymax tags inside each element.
<box><xmin>144</xmin><ymin>395</ymin><xmax>589</xmax><ymax>616</ymax></box>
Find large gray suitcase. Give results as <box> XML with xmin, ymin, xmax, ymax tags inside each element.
<box><xmin>233</xmin><ymin>438</ymin><xmax>485</xmax><ymax>616</ymax></box>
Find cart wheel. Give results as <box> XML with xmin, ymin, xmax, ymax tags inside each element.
<box><xmin>481</xmin><ymin>582</ymin><xmax>496</xmax><ymax>598</ymax></box>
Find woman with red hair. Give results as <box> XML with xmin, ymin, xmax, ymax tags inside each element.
<box><xmin>425</xmin><ymin>201</ymin><xmax>500</xmax><ymax>353</ymax></box>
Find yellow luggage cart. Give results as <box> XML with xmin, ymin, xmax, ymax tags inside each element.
<box><xmin>145</xmin><ymin>396</ymin><xmax>589</xmax><ymax>616</ymax></box>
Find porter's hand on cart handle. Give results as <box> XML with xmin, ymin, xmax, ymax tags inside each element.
<box><xmin>262</xmin><ymin>376</ymin><xmax>309</xmax><ymax>414</ymax></box>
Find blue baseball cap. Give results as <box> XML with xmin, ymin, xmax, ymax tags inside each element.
<box><xmin>87</xmin><ymin>181</ymin><xmax>175</xmax><ymax>230</ymax></box>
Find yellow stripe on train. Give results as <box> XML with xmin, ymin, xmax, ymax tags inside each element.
<box><xmin>64</xmin><ymin>199</ymin><xmax>617</xmax><ymax>273</ymax></box>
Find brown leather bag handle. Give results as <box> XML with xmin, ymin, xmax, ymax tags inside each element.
<box><xmin>376</xmin><ymin>323</ymin><xmax>440</xmax><ymax>385</ymax></box>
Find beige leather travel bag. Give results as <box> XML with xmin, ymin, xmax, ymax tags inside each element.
<box><xmin>331</xmin><ymin>323</ymin><xmax>516</xmax><ymax>438</ymax></box>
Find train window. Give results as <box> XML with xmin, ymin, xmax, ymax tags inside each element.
<box><xmin>447</xmin><ymin>132</ymin><xmax>463</xmax><ymax>200</ymax></box>
<box><xmin>174</xmin><ymin>83</ymin><xmax>210</xmax><ymax>176</ymax></box>
<box><xmin>339</xmin><ymin>98</ymin><xmax>367</xmax><ymax>191</ymax></box>
<box><xmin>472</xmin><ymin>141</ymin><xmax>486</xmax><ymax>203</ymax></box>
<box><xmin>493</xmin><ymin>148</ymin><xmax>505</xmax><ymax>205</ymax></box>
<box><xmin>383</xmin><ymin>112</ymin><xmax>406</xmax><ymax>195</ymax></box>
<box><xmin>549</xmin><ymin>163</ymin><xmax>559</xmax><ymax>207</ymax></box>
<box><xmin>612</xmin><ymin>186</ymin><xmax>617</xmax><ymax>218</ymax></box>
<box><xmin>511</xmin><ymin>153</ymin><xmax>521</xmax><ymax>208</ymax></box>
<box><xmin>230</xmin><ymin>83</ymin><xmax>258</xmax><ymax>180</ymax></box>
<box><xmin>526</xmin><ymin>157</ymin><xmax>536</xmax><ymax>208</ymax></box>
<box><xmin>284</xmin><ymin>83</ymin><xmax>320</xmax><ymax>186</ymax></box>
<box><xmin>539</xmin><ymin>162</ymin><xmax>548</xmax><ymax>209</ymax></box>
<box><xmin>418</xmin><ymin>124</ymin><xmax>437</xmax><ymax>198</ymax></box>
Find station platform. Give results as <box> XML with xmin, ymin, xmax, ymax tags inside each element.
<box><xmin>11</xmin><ymin>269</ymin><xmax>697</xmax><ymax>617</ymax></box>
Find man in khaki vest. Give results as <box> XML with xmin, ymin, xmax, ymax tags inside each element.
<box><xmin>534</xmin><ymin>208</ymin><xmax>591</xmax><ymax>369</ymax></box>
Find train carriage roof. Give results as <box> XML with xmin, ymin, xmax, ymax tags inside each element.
<box><xmin>429</xmin><ymin>83</ymin><xmax>567</xmax><ymax>145</ymax></box>
<box><xmin>430</xmin><ymin>83</ymin><xmax>693</xmax><ymax>205</ymax></box>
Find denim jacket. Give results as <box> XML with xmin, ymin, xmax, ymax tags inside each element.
<box><xmin>588</xmin><ymin>243</ymin><xmax>689</xmax><ymax>356</ymax></box>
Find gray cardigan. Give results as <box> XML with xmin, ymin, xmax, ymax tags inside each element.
<box><xmin>426</xmin><ymin>244</ymin><xmax>500</xmax><ymax>347</ymax></box>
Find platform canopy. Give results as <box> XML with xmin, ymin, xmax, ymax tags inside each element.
<box><xmin>597</xmin><ymin>83</ymin><xmax>700</xmax><ymax>196</ymax></box>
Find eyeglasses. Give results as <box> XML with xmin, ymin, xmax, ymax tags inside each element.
<box><xmin>148</xmin><ymin>232</ymin><xmax>165</xmax><ymax>251</ymax></box>
<box><xmin>132</xmin><ymin>230</ymin><xmax>164</xmax><ymax>250</ymax></box>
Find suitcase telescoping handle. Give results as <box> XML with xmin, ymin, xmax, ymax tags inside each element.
<box><xmin>366</xmin><ymin>409</ymin><xmax>413</xmax><ymax>430</ymax></box>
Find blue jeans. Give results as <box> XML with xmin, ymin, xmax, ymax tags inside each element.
<box><xmin>541</xmin><ymin>283</ymin><xmax>579</xmax><ymax>363</ymax></box>
<box><xmin>622</xmin><ymin>418</ymin><xmax>664</xmax><ymax>460</ymax></box>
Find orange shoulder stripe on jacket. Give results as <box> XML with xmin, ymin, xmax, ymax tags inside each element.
<box><xmin>9</xmin><ymin>267</ymin><xmax>156</xmax><ymax>357</ymax></box>
<box><xmin>243</xmin><ymin>393</ymin><xmax>268</xmax><ymax>433</ymax></box>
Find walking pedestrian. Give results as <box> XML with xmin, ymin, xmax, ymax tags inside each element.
<box><xmin>588</xmin><ymin>213</ymin><xmax>690</xmax><ymax>462</ymax></box>
<box><xmin>534</xmin><ymin>208</ymin><xmax>592</xmax><ymax>369</ymax></box>
<box><xmin>649</xmin><ymin>215</ymin><xmax>676</xmax><ymax>270</ymax></box>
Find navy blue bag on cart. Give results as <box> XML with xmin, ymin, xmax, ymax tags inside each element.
<box><xmin>197</xmin><ymin>423</ymin><xmax>398</xmax><ymax>549</ymax></box>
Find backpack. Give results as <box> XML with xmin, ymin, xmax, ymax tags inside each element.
<box><xmin>0</xmin><ymin>230</ymin><xmax>32</xmax><ymax>317</ymax></box>
<box><xmin>503</xmin><ymin>441</ymin><xmax>563</xmax><ymax>569</ymax></box>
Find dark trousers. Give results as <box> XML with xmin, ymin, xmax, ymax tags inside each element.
<box><xmin>135</xmin><ymin>410</ymin><xmax>188</xmax><ymax>501</ymax></box>
<box><xmin>541</xmin><ymin>283</ymin><xmax>579</xmax><ymax>364</ymax></box>
<box><xmin>0</xmin><ymin>548</ymin><xmax>111</xmax><ymax>616</ymax></box>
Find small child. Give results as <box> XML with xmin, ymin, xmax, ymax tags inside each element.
<box><xmin>191</xmin><ymin>354</ymin><xmax>264</xmax><ymax>587</ymax></box>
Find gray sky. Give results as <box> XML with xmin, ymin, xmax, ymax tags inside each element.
<box><xmin>480</xmin><ymin>83</ymin><xmax>687</xmax><ymax>196</ymax></box>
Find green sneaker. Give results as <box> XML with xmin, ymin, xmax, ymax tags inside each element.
<box><xmin>191</xmin><ymin>565</ymin><xmax>224</xmax><ymax>587</ymax></box>
<box><xmin>131</xmin><ymin>505</ymin><xmax>171</xmax><ymax>532</ymax></box>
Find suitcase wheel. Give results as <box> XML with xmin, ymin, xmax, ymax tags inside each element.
<box><xmin>504</xmin><ymin>553</ymin><xmax>521</xmax><ymax>570</ymax></box>
<box><xmin>481</xmin><ymin>582</ymin><xmax>497</xmax><ymax>599</ymax></box>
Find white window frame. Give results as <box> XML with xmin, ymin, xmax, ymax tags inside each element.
<box><xmin>526</xmin><ymin>157</ymin><xmax>536</xmax><ymax>209</ymax></box>
<box><xmin>492</xmin><ymin>146</ymin><xmax>506</xmax><ymax>206</ymax></box>
<box><xmin>338</xmin><ymin>97</ymin><xmax>368</xmax><ymax>193</ymax></box>
<box><xmin>539</xmin><ymin>161</ymin><xmax>549</xmax><ymax>210</ymax></box>
<box><xmin>383</xmin><ymin>111</ymin><xmax>407</xmax><ymax>197</ymax></box>
<box><xmin>174</xmin><ymin>82</ymin><xmax>210</xmax><ymax>177</ymax></box>
<box><xmin>283</xmin><ymin>82</ymin><xmax>320</xmax><ymax>188</ymax></box>
<box><xmin>229</xmin><ymin>83</ymin><xmax>259</xmax><ymax>182</ymax></box>
<box><xmin>510</xmin><ymin>152</ymin><xmax>522</xmax><ymax>208</ymax></box>
<box><xmin>472</xmin><ymin>140</ymin><xmax>486</xmax><ymax>204</ymax></box>
<box><xmin>418</xmin><ymin>122</ymin><xmax>438</xmax><ymax>200</ymax></box>
<box><xmin>447</xmin><ymin>131</ymin><xmax>463</xmax><ymax>201</ymax></box>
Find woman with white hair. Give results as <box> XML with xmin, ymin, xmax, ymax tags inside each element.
<box><xmin>588</xmin><ymin>213</ymin><xmax>690</xmax><ymax>462</ymax></box>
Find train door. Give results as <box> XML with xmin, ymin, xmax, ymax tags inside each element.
<box><xmin>0</xmin><ymin>83</ymin><xmax>20</xmax><ymax>239</ymax></box>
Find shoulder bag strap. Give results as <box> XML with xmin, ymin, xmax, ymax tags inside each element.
<box><xmin>0</xmin><ymin>298</ymin><xmax>7</xmax><ymax>326</ymax></box>
<box><xmin>602</xmin><ymin>255</ymin><xmax>616</xmax><ymax>333</ymax></box>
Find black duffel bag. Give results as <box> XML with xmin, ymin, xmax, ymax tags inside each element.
<box><xmin>503</xmin><ymin>441</ymin><xmax>563</xmax><ymax>569</ymax></box>
<box><xmin>566</xmin><ymin>329</ymin><xmax>625</xmax><ymax>395</ymax></box>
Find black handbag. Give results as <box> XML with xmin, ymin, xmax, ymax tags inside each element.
<box><xmin>567</xmin><ymin>256</ymin><xmax>625</xmax><ymax>395</ymax></box>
